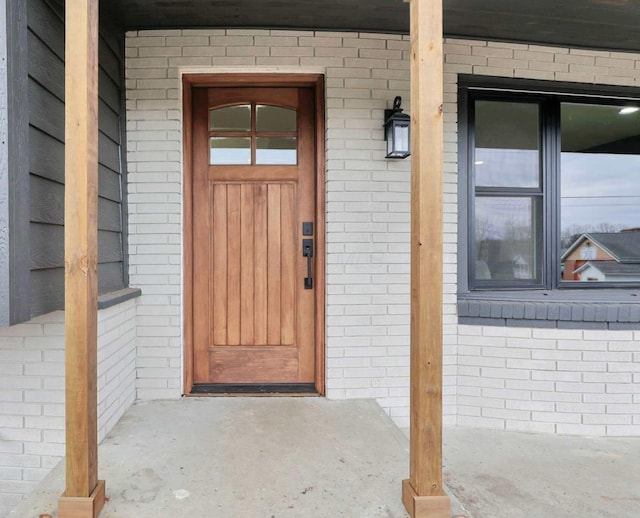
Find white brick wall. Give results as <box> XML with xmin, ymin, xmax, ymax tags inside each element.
<box><xmin>456</xmin><ymin>325</ymin><xmax>640</xmax><ymax>435</ymax></box>
<box><xmin>125</xmin><ymin>29</ymin><xmax>640</xmax><ymax>437</ymax></box>
<box><xmin>125</xmin><ymin>29</ymin><xmax>457</xmax><ymax>428</ymax></box>
<box><xmin>0</xmin><ymin>300</ymin><xmax>136</xmax><ymax>516</ymax></box>
<box><xmin>443</xmin><ymin>39</ymin><xmax>640</xmax><ymax>436</ymax></box>
<box><xmin>4</xmin><ymin>26</ymin><xmax>638</xmax><ymax>518</ymax></box>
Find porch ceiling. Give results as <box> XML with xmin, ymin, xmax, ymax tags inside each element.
<box><xmin>103</xmin><ymin>0</ymin><xmax>640</xmax><ymax>53</ymax></box>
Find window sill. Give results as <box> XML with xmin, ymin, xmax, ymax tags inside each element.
<box><xmin>98</xmin><ymin>287</ymin><xmax>142</xmax><ymax>310</ymax></box>
<box><xmin>458</xmin><ymin>289</ymin><xmax>640</xmax><ymax>329</ymax></box>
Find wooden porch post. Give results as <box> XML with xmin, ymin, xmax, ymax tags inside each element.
<box><xmin>58</xmin><ymin>0</ymin><xmax>105</xmax><ymax>517</ymax></box>
<box><xmin>402</xmin><ymin>0</ymin><xmax>451</xmax><ymax>517</ymax></box>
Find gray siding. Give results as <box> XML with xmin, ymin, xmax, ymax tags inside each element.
<box><xmin>0</xmin><ymin>0</ymin><xmax>31</xmax><ymax>326</ymax></box>
<box><xmin>27</xmin><ymin>0</ymin><xmax>127</xmax><ymax>318</ymax></box>
<box><xmin>0</xmin><ymin>0</ymin><xmax>10</xmax><ymax>325</ymax></box>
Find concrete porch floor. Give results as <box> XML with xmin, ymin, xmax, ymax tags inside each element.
<box><xmin>10</xmin><ymin>398</ymin><xmax>640</xmax><ymax>518</ymax></box>
<box><xmin>442</xmin><ymin>426</ymin><xmax>640</xmax><ymax>518</ymax></box>
<box><xmin>10</xmin><ymin>398</ymin><xmax>466</xmax><ymax>518</ymax></box>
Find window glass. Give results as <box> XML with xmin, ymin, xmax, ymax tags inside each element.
<box><xmin>210</xmin><ymin>137</ymin><xmax>251</xmax><ymax>165</ymax></box>
<box><xmin>210</xmin><ymin>105</ymin><xmax>251</xmax><ymax>131</ymax></box>
<box><xmin>474</xmin><ymin>101</ymin><xmax>540</xmax><ymax>189</ymax></box>
<box><xmin>256</xmin><ymin>105</ymin><xmax>296</xmax><ymax>132</ymax></box>
<box><xmin>475</xmin><ymin>197</ymin><xmax>542</xmax><ymax>283</ymax></box>
<box><xmin>560</xmin><ymin>103</ymin><xmax>640</xmax><ymax>283</ymax></box>
<box><xmin>468</xmin><ymin>91</ymin><xmax>640</xmax><ymax>290</ymax></box>
<box><xmin>256</xmin><ymin>137</ymin><xmax>297</xmax><ymax>165</ymax></box>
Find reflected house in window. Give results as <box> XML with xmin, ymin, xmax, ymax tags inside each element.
<box><xmin>475</xmin><ymin>238</ymin><xmax>534</xmax><ymax>281</ymax></box>
<box><xmin>561</xmin><ymin>230</ymin><xmax>640</xmax><ymax>281</ymax></box>
<box><xmin>512</xmin><ymin>254</ymin><xmax>532</xmax><ymax>279</ymax></box>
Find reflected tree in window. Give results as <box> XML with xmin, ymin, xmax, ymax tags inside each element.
<box><xmin>561</xmin><ymin>103</ymin><xmax>640</xmax><ymax>283</ymax></box>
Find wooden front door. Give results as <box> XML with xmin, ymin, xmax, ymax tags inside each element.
<box><xmin>189</xmin><ymin>81</ymin><xmax>321</xmax><ymax>391</ymax></box>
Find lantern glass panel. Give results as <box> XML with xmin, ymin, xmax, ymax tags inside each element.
<box><xmin>396</xmin><ymin>121</ymin><xmax>410</xmax><ymax>153</ymax></box>
<box><xmin>387</xmin><ymin>125</ymin><xmax>394</xmax><ymax>155</ymax></box>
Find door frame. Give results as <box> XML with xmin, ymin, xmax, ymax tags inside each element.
<box><xmin>182</xmin><ymin>73</ymin><xmax>326</xmax><ymax>395</ymax></box>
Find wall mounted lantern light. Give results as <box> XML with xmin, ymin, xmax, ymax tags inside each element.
<box><xmin>384</xmin><ymin>96</ymin><xmax>411</xmax><ymax>159</ymax></box>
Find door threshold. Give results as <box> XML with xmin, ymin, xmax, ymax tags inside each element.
<box><xmin>189</xmin><ymin>383</ymin><xmax>319</xmax><ymax>396</ymax></box>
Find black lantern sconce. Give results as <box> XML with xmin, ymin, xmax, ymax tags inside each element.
<box><xmin>384</xmin><ymin>96</ymin><xmax>411</xmax><ymax>159</ymax></box>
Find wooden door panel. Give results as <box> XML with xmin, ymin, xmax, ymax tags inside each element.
<box><xmin>212</xmin><ymin>184</ymin><xmax>228</xmax><ymax>345</ymax></box>
<box><xmin>280</xmin><ymin>183</ymin><xmax>296</xmax><ymax>346</ymax></box>
<box><xmin>226</xmin><ymin>184</ymin><xmax>241</xmax><ymax>346</ymax></box>
<box><xmin>254</xmin><ymin>184</ymin><xmax>268</xmax><ymax>345</ymax></box>
<box><xmin>192</xmin><ymin>83</ymin><xmax>318</xmax><ymax>388</ymax></box>
<box><xmin>240</xmin><ymin>184</ymin><xmax>255</xmax><ymax>345</ymax></box>
<box><xmin>208</xmin><ymin>166</ymin><xmax>298</xmax><ymax>183</ymax></box>
<box><xmin>210</xmin><ymin>346</ymin><xmax>298</xmax><ymax>383</ymax></box>
<box><xmin>267</xmin><ymin>185</ymin><xmax>282</xmax><ymax>345</ymax></box>
<box><xmin>209</xmin><ymin>182</ymin><xmax>297</xmax><ymax>348</ymax></box>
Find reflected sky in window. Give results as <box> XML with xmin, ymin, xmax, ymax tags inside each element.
<box><xmin>561</xmin><ymin>153</ymin><xmax>640</xmax><ymax>234</ymax></box>
<box><xmin>560</xmin><ymin>101</ymin><xmax>640</xmax><ymax>258</ymax></box>
<box><xmin>475</xmin><ymin>149</ymin><xmax>539</xmax><ymax>188</ymax></box>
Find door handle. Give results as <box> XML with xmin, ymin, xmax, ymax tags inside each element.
<box><xmin>302</xmin><ymin>238</ymin><xmax>313</xmax><ymax>289</ymax></box>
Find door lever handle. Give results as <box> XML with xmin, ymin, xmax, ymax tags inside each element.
<box><xmin>302</xmin><ymin>239</ymin><xmax>313</xmax><ymax>289</ymax></box>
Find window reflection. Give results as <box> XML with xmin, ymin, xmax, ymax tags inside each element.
<box><xmin>475</xmin><ymin>197</ymin><xmax>542</xmax><ymax>283</ymax></box>
<box><xmin>256</xmin><ymin>137</ymin><xmax>297</xmax><ymax>165</ymax></box>
<box><xmin>209</xmin><ymin>104</ymin><xmax>298</xmax><ymax>166</ymax></box>
<box><xmin>210</xmin><ymin>137</ymin><xmax>251</xmax><ymax>165</ymax></box>
<box><xmin>560</xmin><ymin>103</ymin><xmax>640</xmax><ymax>283</ymax></box>
<box><xmin>256</xmin><ymin>105</ymin><xmax>296</xmax><ymax>132</ymax></box>
<box><xmin>473</xmin><ymin>100</ymin><xmax>543</xmax><ymax>286</ymax></box>
<box><xmin>210</xmin><ymin>105</ymin><xmax>251</xmax><ymax>131</ymax></box>
<box><xmin>475</xmin><ymin>101</ymin><xmax>540</xmax><ymax>188</ymax></box>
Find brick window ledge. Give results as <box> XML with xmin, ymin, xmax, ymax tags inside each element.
<box><xmin>458</xmin><ymin>289</ymin><xmax>640</xmax><ymax>329</ymax></box>
<box><xmin>98</xmin><ymin>287</ymin><xmax>142</xmax><ymax>310</ymax></box>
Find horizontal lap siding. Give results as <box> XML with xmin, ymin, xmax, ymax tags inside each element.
<box><xmin>0</xmin><ymin>8</ymin><xmax>134</xmax><ymax>513</ymax></box>
<box><xmin>27</xmin><ymin>0</ymin><xmax>126</xmax><ymax>318</ymax></box>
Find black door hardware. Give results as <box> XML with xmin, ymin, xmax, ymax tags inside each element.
<box><xmin>302</xmin><ymin>238</ymin><xmax>313</xmax><ymax>289</ymax></box>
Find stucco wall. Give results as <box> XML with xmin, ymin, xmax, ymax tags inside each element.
<box><xmin>0</xmin><ymin>300</ymin><xmax>137</xmax><ymax>516</ymax></box>
<box><xmin>125</xmin><ymin>29</ymin><xmax>640</xmax><ymax>437</ymax></box>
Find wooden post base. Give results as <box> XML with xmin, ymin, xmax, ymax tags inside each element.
<box><xmin>402</xmin><ymin>479</ymin><xmax>451</xmax><ymax>518</ymax></box>
<box><xmin>59</xmin><ymin>480</ymin><xmax>106</xmax><ymax>518</ymax></box>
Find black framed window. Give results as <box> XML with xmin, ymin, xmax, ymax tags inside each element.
<box><xmin>467</xmin><ymin>88</ymin><xmax>640</xmax><ymax>290</ymax></box>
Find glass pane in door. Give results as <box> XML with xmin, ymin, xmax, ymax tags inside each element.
<box><xmin>256</xmin><ymin>137</ymin><xmax>297</xmax><ymax>165</ymax></box>
<box><xmin>210</xmin><ymin>105</ymin><xmax>251</xmax><ymax>131</ymax></box>
<box><xmin>256</xmin><ymin>105</ymin><xmax>297</xmax><ymax>132</ymax></box>
<box><xmin>210</xmin><ymin>137</ymin><xmax>251</xmax><ymax>165</ymax></box>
